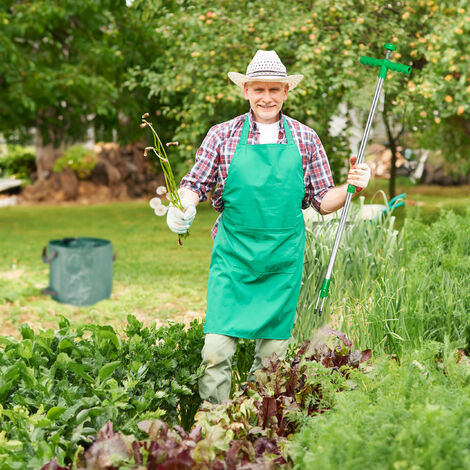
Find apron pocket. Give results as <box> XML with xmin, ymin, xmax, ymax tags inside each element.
<box><xmin>226</xmin><ymin>225</ymin><xmax>302</xmax><ymax>275</ymax></box>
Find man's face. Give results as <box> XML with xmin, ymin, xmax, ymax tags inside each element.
<box><xmin>243</xmin><ymin>81</ymin><xmax>289</xmax><ymax>124</ymax></box>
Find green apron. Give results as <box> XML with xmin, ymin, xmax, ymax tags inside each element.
<box><xmin>204</xmin><ymin>114</ymin><xmax>305</xmax><ymax>340</ymax></box>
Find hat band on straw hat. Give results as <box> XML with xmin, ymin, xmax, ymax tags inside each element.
<box><xmin>247</xmin><ymin>70</ymin><xmax>287</xmax><ymax>77</ymax></box>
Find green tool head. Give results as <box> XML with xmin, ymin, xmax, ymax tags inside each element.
<box><xmin>360</xmin><ymin>43</ymin><xmax>412</xmax><ymax>78</ymax></box>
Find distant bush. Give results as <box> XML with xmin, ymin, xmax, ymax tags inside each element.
<box><xmin>53</xmin><ymin>145</ymin><xmax>98</xmax><ymax>179</ymax></box>
<box><xmin>0</xmin><ymin>145</ymin><xmax>36</xmax><ymax>182</ymax></box>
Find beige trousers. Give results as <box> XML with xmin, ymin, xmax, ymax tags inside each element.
<box><xmin>198</xmin><ymin>333</ymin><xmax>289</xmax><ymax>404</ymax></box>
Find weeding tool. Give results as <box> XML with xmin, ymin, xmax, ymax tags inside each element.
<box><xmin>314</xmin><ymin>43</ymin><xmax>412</xmax><ymax>316</ymax></box>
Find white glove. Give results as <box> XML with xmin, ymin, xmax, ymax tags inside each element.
<box><xmin>166</xmin><ymin>197</ymin><xmax>196</xmax><ymax>234</ymax></box>
<box><xmin>347</xmin><ymin>156</ymin><xmax>371</xmax><ymax>191</ymax></box>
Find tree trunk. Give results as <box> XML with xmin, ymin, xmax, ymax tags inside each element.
<box><xmin>383</xmin><ymin>96</ymin><xmax>407</xmax><ymax>201</ymax></box>
<box><xmin>382</xmin><ymin>116</ymin><xmax>396</xmax><ymax>200</ymax></box>
<box><xmin>382</xmin><ymin>93</ymin><xmax>408</xmax><ymax>201</ymax></box>
<box><xmin>389</xmin><ymin>130</ymin><xmax>397</xmax><ymax>201</ymax></box>
<box><xmin>34</xmin><ymin>112</ymin><xmax>60</xmax><ymax>181</ymax></box>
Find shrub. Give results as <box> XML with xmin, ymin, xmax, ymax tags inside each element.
<box><xmin>53</xmin><ymin>145</ymin><xmax>97</xmax><ymax>179</ymax></box>
<box><xmin>0</xmin><ymin>145</ymin><xmax>36</xmax><ymax>182</ymax></box>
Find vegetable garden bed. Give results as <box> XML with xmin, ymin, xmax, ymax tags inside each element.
<box><xmin>1</xmin><ymin>319</ymin><xmax>371</xmax><ymax>469</ymax></box>
<box><xmin>2</xmin><ymin>205</ymin><xmax>470</xmax><ymax>468</ymax></box>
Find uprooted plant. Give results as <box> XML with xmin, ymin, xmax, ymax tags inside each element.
<box><xmin>141</xmin><ymin>112</ymin><xmax>188</xmax><ymax>246</ymax></box>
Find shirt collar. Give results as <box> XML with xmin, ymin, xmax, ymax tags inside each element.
<box><xmin>248</xmin><ymin>108</ymin><xmax>285</xmax><ymax>132</ymax></box>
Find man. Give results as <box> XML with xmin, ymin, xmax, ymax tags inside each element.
<box><xmin>164</xmin><ymin>50</ymin><xmax>370</xmax><ymax>404</ymax></box>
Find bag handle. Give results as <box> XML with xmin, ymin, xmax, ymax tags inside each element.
<box><xmin>42</xmin><ymin>247</ymin><xmax>58</xmax><ymax>264</ymax></box>
<box><xmin>42</xmin><ymin>287</ymin><xmax>58</xmax><ymax>297</ymax></box>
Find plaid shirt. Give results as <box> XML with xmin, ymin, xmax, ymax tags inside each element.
<box><xmin>181</xmin><ymin>109</ymin><xmax>334</xmax><ymax>239</ymax></box>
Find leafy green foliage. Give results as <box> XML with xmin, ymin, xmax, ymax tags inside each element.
<box><xmin>1</xmin><ymin>1</ymin><xmax>122</xmax><ymax>145</ymax></box>
<box><xmin>128</xmin><ymin>0</ymin><xmax>357</xmax><ymax>180</ymax></box>
<box><xmin>231</xmin><ymin>338</ymin><xmax>256</xmax><ymax>396</ymax></box>
<box><xmin>396</xmin><ymin>1</ymin><xmax>470</xmax><ymax>168</ymax></box>
<box><xmin>39</xmin><ymin>329</ymin><xmax>371</xmax><ymax>469</ymax></box>
<box><xmin>0</xmin><ymin>145</ymin><xmax>36</xmax><ymax>181</ymax></box>
<box><xmin>0</xmin><ymin>0</ymin><xmax>161</xmax><ymax>149</ymax></box>
<box><xmin>0</xmin><ymin>316</ymin><xmax>204</xmax><ymax>468</ymax></box>
<box><xmin>53</xmin><ymin>145</ymin><xmax>98</xmax><ymax>179</ymax></box>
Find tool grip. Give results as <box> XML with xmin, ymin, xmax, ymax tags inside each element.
<box><xmin>360</xmin><ymin>56</ymin><xmax>382</xmax><ymax>68</ymax></box>
<box><xmin>387</xmin><ymin>61</ymin><xmax>412</xmax><ymax>75</ymax></box>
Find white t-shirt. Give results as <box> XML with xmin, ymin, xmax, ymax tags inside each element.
<box><xmin>255</xmin><ymin>120</ymin><xmax>280</xmax><ymax>144</ymax></box>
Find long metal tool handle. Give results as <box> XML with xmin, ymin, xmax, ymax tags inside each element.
<box><xmin>314</xmin><ymin>47</ymin><xmax>395</xmax><ymax>316</ymax></box>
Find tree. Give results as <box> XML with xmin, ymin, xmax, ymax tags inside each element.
<box><xmin>1</xmin><ymin>0</ymin><xmax>468</xmax><ymax>192</ymax></box>
<box><xmin>0</xmin><ymin>0</ymin><xmax>129</xmax><ymax>179</ymax></box>
<box><xmin>396</xmin><ymin>0</ymin><xmax>470</xmax><ymax>183</ymax></box>
<box><xmin>126</xmin><ymin>0</ymin><xmax>354</xmax><ymax>181</ymax></box>
<box><xmin>128</xmin><ymin>0</ymin><xmax>469</xmax><ymax>194</ymax></box>
<box><xmin>349</xmin><ymin>0</ymin><xmax>470</xmax><ymax>197</ymax></box>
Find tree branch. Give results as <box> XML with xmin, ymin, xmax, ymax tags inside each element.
<box><xmin>395</xmin><ymin>124</ymin><xmax>406</xmax><ymax>142</ymax></box>
<box><xmin>377</xmin><ymin>6</ymin><xmax>401</xmax><ymax>16</ymax></box>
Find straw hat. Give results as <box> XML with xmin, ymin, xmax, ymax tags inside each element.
<box><xmin>228</xmin><ymin>50</ymin><xmax>304</xmax><ymax>90</ymax></box>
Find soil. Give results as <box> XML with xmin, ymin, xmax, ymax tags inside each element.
<box><xmin>16</xmin><ymin>142</ymin><xmax>165</xmax><ymax>206</ymax></box>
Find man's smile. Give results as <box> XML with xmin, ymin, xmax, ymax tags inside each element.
<box><xmin>244</xmin><ymin>81</ymin><xmax>289</xmax><ymax>123</ymax></box>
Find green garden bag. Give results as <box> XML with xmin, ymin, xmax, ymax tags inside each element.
<box><xmin>42</xmin><ymin>237</ymin><xmax>115</xmax><ymax>306</ymax></box>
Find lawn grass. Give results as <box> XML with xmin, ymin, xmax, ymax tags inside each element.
<box><xmin>0</xmin><ymin>201</ymin><xmax>219</xmax><ymax>337</ymax></box>
<box><xmin>362</xmin><ymin>177</ymin><xmax>470</xmax><ymax>227</ymax></box>
<box><xmin>1</xmin><ymin>180</ymin><xmax>469</xmax><ymax>338</ymax></box>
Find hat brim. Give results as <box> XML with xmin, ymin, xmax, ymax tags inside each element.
<box><xmin>227</xmin><ymin>72</ymin><xmax>304</xmax><ymax>91</ymax></box>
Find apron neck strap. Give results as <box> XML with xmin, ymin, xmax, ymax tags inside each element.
<box><xmin>282</xmin><ymin>116</ymin><xmax>294</xmax><ymax>144</ymax></box>
<box><xmin>240</xmin><ymin>115</ymin><xmax>250</xmax><ymax>144</ymax></box>
<box><xmin>240</xmin><ymin>114</ymin><xmax>294</xmax><ymax>145</ymax></box>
